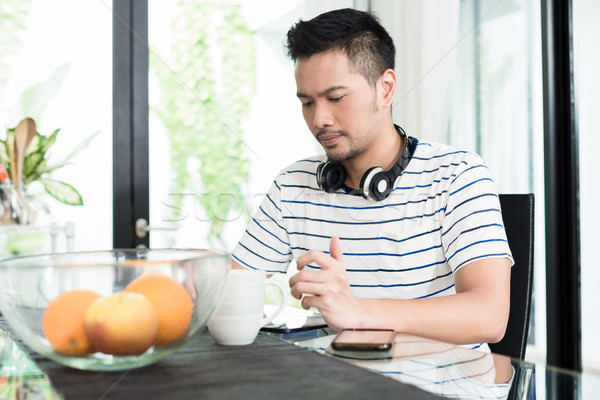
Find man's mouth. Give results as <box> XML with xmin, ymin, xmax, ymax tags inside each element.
<box><xmin>317</xmin><ymin>130</ymin><xmax>344</xmax><ymax>147</ymax></box>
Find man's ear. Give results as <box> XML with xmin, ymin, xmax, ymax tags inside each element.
<box><xmin>379</xmin><ymin>69</ymin><xmax>396</xmax><ymax>108</ymax></box>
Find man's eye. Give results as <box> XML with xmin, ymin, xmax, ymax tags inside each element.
<box><xmin>301</xmin><ymin>101</ymin><xmax>313</xmax><ymax>107</ymax></box>
<box><xmin>330</xmin><ymin>96</ymin><xmax>344</xmax><ymax>102</ymax></box>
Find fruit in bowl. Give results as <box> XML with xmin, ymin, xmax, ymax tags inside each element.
<box><xmin>0</xmin><ymin>249</ymin><xmax>230</xmax><ymax>371</ymax></box>
<box><xmin>124</xmin><ymin>272</ymin><xmax>194</xmax><ymax>346</ymax></box>
<box><xmin>42</xmin><ymin>289</ymin><xmax>102</xmax><ymax>356</ymax></box>
<box><xmin>84</xmin><ymin>291</ymin><xmax>159</xmax><ymax>356</ymax></box>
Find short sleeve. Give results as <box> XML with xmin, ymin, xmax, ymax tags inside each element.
<box><xmin>441</xmin><ymin>155</ymin><xmax>514</xmax><ymax>273</ymax></box>
<box><xmin>231</xmin><ymin>175</ymin><xmax>293</xmax><ymax>274</ymax></box>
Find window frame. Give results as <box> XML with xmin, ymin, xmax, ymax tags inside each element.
<box><xmin>112</xmin><ymin>0</ymin><xmax>149</xmax><ymax>249</ymax></box>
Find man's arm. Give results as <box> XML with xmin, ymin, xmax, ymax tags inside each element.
<box><xmin>231</xmin><ymin>260</ymin><xmax>277</xmax><ymax>281</ymax></box>
<box><xmin>289</xmin><ymin>236</ymin><xmax>511</xmax><ymax>345</ymax></box>
<box><xmin>232</xmin><ymin>259</ymin><xmax>246</xmax><ymax>270</ymax></box>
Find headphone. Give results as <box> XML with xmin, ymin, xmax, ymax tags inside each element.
<box><xmin>316</xmin><ymin>125</ymin><xmax>411</xmax><ymax>201</ymax></box>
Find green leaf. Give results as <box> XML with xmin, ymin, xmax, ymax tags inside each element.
<box><xmin>25</xmin><ymin>132</ymin><xmax>42</xmax><ymax>155</ymax></box>
<box><xmin>39</xmin><ymin>178</ymin><xmax>83</xmax><ymax>205</ymax></box>
<box><xmin>22</xmin><ymin>151</ymin><xmax>44</xmax><ymax>181</ymax></box>
<box><xmin>23</xmin><ymin>158</ymin><xmax>47</xmax><ymax>184</ymax></box>
<box><xmin>34</xmin><ymin>130</ymin><xmax>99</xmax><ymax>177</ymax></box>
<box><xmin>38</xmin><ymin>128</ymin><xmax>60</xmax><ymax>155</ymax></box>
<box><xmin>0</xmin><ymin>140</ymin><xmax>8</xmax><ymax>166</ymax></box>
<box><xmin>9</xmin><ymin>62</ymin><xmax>72</xmax><ymax>123</ymax></box>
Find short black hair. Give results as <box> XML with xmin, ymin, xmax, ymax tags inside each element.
<box><xmin>285</xmin><ymin>8</ymin><xmax>395</xmax><ymax>86</ymax></box>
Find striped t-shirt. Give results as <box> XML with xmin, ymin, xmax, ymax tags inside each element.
<box><xmin>232</xmin><ymin>138</ymin><xmax>513</xmax><ymax>300</ymax></box>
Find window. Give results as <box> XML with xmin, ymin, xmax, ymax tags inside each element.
<box><xmin>147</xmin><ymin>0</ymin><xmax>349</xmax><ymax>250</ymax></box>
<box><xmin>0</xmin><ymin>0</ymin><xmax>112</xmax><ymax>256</ymax></box>
<box><xmin>448</xmin><ymin>0</ymin><xmax>545</xmax><ymax>362</ymax></box>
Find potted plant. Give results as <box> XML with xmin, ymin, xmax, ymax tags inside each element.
<box><xmin>0</xmin><ymin>117</ymin><xmax>97</xmax><ymax>225</ymax></box>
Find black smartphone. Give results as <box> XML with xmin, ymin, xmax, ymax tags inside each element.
<box><xmin>331</xmin><ymin>328</ymin><xmax>396</xmax><ymax>351</ymax></box>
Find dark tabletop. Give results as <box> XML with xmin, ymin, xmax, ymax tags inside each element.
<box><xmin>1</xmin><ymin>317</ymin><xmax>443</xmax><ymax>400</ymax></box>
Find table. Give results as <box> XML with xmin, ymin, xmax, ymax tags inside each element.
<box><xmin>2</xmin><ymin>317</ymin><xmax>600</xmax><ymax>400</ymax></box>
<box><xmin>1</xmin><ymin>317</ymin><xmax>442</xmax><ymax>400</ymax></box>
<box><xmin>277</xmin><ymin>329</ymin><xmax>600</xmax><ymax>400</ymax></box>
<box><xmin>284</xmin><ymin>329</ymin><xmax>519</xmax><ymax>399</ymax></box>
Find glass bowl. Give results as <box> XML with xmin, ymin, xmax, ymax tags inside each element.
<box><xmin>0</xmin><ymin>249</ymin><xmax>230</xmax><ymax>371</ymax></box>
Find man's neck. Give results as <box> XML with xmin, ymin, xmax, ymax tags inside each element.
<box><xmin>343</xmin><ymin>124</ymin><xmax>404</xmax><ymax>189</ymax></box>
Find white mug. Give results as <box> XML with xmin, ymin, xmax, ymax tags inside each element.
<box><xmin>208</xmin><ymin>269</ymin><xmax>286</xmax><ymax>345</ymax></box>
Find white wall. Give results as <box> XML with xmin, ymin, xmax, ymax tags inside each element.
<box><xmin>575</xmin><ymin>0</ymin><xmax>600</xmax><ymax>373</ymax></box>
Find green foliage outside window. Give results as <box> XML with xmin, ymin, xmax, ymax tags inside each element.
<box><xmin>0</xmin><ymin>0</ymin><xmax>32</xmax><ymax>99</ymax></box>
<box><xmin>150</xmin><ymin>0</ymin><xmax>257</xmax><ymax>247</ymax></box>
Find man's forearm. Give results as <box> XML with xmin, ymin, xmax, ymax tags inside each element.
<box><xmin>356</xmin><ymin>291</ymin><xmax>506</xmax><ymax>345</ymax></box>
<box><xmin>353</xmin><ymin>258</ymin><xmax>511</xmax><ymax>345</ymax></box>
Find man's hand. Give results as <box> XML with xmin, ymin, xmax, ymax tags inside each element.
<box><xmin>288</xmin><ymin>236</ymin><xmax>362</xmax><ymax>331</ymax></box>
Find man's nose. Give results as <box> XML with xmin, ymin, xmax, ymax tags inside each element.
<box><xmin>313</xmin><ymin>102</ymin><xmax>334</xmax><ymax>129</ymax></box>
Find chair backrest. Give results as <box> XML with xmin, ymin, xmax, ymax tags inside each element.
<box><xmin>489</xmin><ymin>194</ymin><xmax>535</xmax><ymax>360</ymax></box>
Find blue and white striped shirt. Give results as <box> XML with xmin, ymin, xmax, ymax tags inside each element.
<box><xmin>233</xmin><ymin>138</ymin><xmax>513</xmax><ymax>300</ymax></box>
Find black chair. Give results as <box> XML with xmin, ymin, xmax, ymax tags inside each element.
<box><xmin>489</xmin><ymin>194</ymin><xmax>535</xmax><ymax>360</ymax></box>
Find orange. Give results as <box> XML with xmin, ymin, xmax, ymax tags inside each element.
<box><xmin>42</xmin><ymin>289</ymin><xmax>102</xmax><ymax>356</ymax></box>
<box><xmin>124</xmin><ymin>272</ymin><xmax>193</xmax><ymax>346</ymax></box>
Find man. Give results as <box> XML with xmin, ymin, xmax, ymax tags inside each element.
<box><xmin>232</xmin><ymin>8</ymin><xmax>512</xmax><ymax>347</ymax></box>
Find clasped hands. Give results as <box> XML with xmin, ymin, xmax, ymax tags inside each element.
<box><xmin>288</xmin><ymin>236</ymin><xmax>362</xmax><ymax>331</ymax></box>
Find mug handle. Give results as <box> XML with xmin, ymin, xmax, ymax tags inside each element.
<box><xmin>261</xmin><ymin>279</ymin><xmax>287</xmax><ymax>326</ymax></box>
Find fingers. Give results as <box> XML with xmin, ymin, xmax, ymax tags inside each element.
<box><xmin>291</xmin><ymin>236</ymin><xmax>347</xmax><ymax>309</ymax></box>
<box><xmin>297</xmin><ymin>236</ymin><xmax>344</xmax><ymax>271</ymax></box>
<box><xmin>297</xmin><ymin>249</ymin><xmax>329</xmax><ymax>270</ymax></box>
<box><xmin>301</xmin><ymin>294</ymin><xmax>319</xmax><ymax>310</ymax></box>
<box><xmin>329</xmin><ymin>235</ymin><xmax>343</xmax><ymax>262</ymax></box>
<box><xmin>290</xmin><ymin>281</ymin><xmax>324</xmax><ymax>301</ymax></box>
<box><xmin>289</xmin><ymin>269</ymin><xmax>327</xmax><ymax>299</ymax></box>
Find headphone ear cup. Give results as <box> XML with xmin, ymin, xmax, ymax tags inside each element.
<box><xmin>360</xmin><ymin>166</ymin><xmax>384</xmax><ymax>200</ymax></box>
<box><xmin>316</xmin><ymin>161</ymin><xmax>346</xmax><ymax>193</ymax></box>
<box><xmin>371</xmin><ymin>172</ymin><xmax>394</xmax><ymax>201</ymax></box>
<box><xmin>360</xmin><ymin>167</ymin><xmax>394</xmax><ymax>201</ymax></box>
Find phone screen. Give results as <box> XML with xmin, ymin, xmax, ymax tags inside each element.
<box><xmin>331</xmin><ymin>329</ymin><xmax>396</xmax><ymax>351</ymax></box>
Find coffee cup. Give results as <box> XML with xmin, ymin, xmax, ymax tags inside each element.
<box><xmin>207</xmin><ymin>269</ymin><xmax>286</xmax><ymax>345</ymax></box>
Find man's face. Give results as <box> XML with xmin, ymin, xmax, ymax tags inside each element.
<box><xmin>295</xmin><ymin>51</ymin><xmax>386</xmax><ymax>162</ymax></box>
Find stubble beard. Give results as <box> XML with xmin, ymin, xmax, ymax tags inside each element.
<box><xmin>325</xmin><ymin>143</ymin><xmax>361</xmax><ymax>163</ymax></box>
<box><xmin>317</xmin><ymin>129</ymin><xmax>361</xmax><ymax>162</ymax></box>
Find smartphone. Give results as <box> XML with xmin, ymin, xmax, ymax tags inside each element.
<box><xmin>330</xmin><ymin>328</ymin><xmax>396</xmax><ymax>351</ymax></box>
